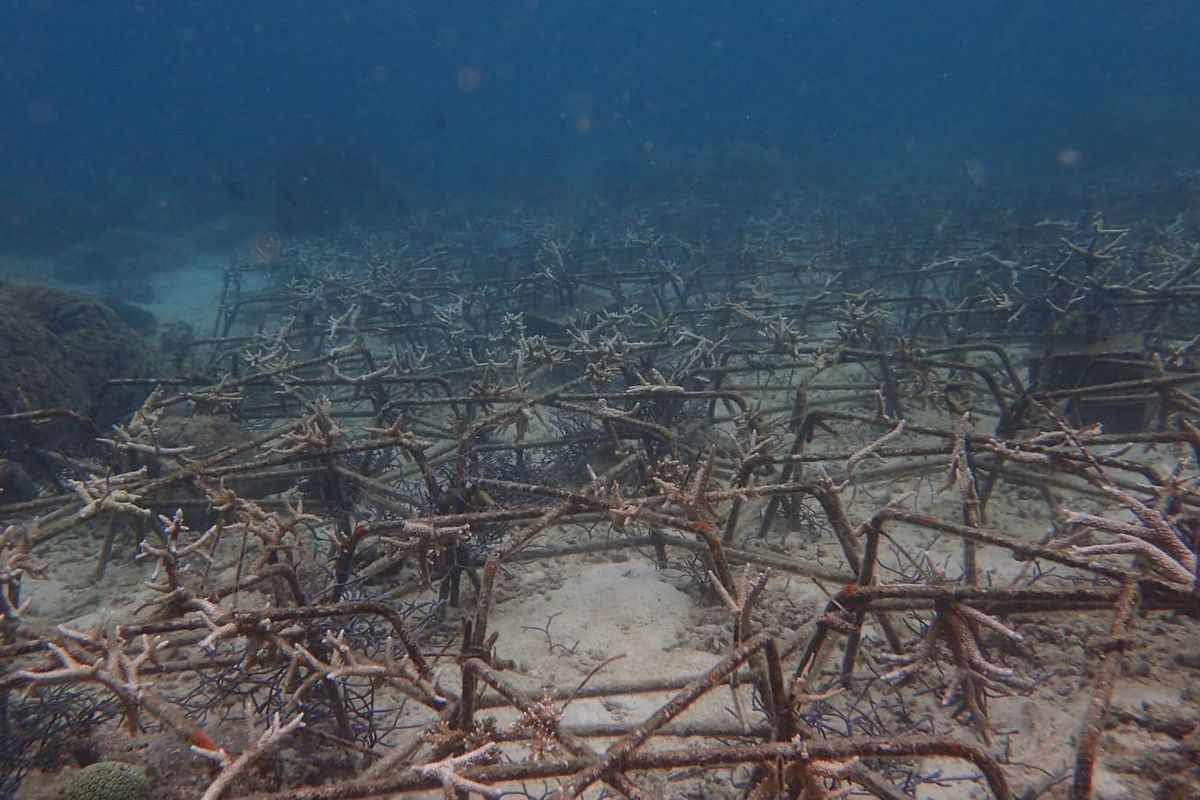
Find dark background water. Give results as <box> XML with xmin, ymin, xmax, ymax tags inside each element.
<box><xmin>2</xmin><ymin>0</ymin><xmax>1198</xmax><ymax>248</ymax></box>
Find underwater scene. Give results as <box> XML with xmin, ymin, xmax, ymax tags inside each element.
<box><xmin>2</xmin><ymin>2</ymin><xmax>1199</xmax><ymax>798</ymax></box>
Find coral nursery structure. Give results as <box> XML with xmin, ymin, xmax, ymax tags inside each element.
<box><xmin>2</xmin><ymin>193</ymin><xmax>1199</xmax><ymax>799</ymax></box>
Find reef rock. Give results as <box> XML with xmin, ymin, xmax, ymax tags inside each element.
<box><xmin>0</xmin><ymin>280</ymin><xmax>170</xmax><ymax>432</ymax></box>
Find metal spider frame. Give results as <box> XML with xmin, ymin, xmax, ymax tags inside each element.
<box><xmin>2</xmin><ymin>197</ymin><xmax>1198</xmax><ymax>799</ymax></box>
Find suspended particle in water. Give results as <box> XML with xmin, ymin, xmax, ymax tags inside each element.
<box><xmin>456</xmin><ymin>65</ymin><xmax>483</xmax><ymax>93</ymax></box>
<box><xmin>1057</xmin><ymin>148</ymin><xmax>1081</xmax><ymax>168</ymax></box>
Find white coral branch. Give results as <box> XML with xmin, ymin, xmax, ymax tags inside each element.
<box><xmin>199</xmin><ymin>712</ymin><xmax>305</xmax><ymax>800</ymax></box>
<box><xmin>414</xmin><ymin>742</ymin><xmax>502</xmax><ymax>797</ymax></box>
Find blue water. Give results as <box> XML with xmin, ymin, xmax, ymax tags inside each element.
<box><xmin>1</xmin><ymin>1</ymin><xmax>1197</xmax><ymax>249</ymax></box>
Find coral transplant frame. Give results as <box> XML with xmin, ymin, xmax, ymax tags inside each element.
<box><xmin>2</xmin><ymin>198</ymin><xmax>1199</xmax><ymax>799</ymax></box>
